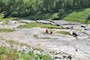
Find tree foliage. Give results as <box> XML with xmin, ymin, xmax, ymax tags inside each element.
<box><xmin>0</xmin><ymin>0</ymin><xmax>90</xmax><ymax>19</ymax></box>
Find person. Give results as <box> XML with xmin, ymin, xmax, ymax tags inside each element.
<box><xmin>70</xmin><ymin>26</ymin><xmax>74</xmax><ymax>34</ymax></box>
<box><xmin>46</xmin><ymin>29</ymin><xmax>49</xmax><ymax>34</ymax></box>
<box><xmin>50</xmin><ymin>30</ymin><xmax>53</xmax><ymax>34</ymax></box>
<box><xmin>73</xmin><ymin>31</ymin><xmax>78</xmax><ymax>37</ymax></box>
<box><xmin>69</xmin><ymin>26</ymin><xmax>78</xmax><ymax>37</ymax></box>
<box><xmin>70</xmin><ymin>26</ymin><xmax>73</xmax><ymax>30</ymax></box>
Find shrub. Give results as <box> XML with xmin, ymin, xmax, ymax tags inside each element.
<box><xmin>0</xmin><ymin>47</ymin><xmax>53</xmax><ymax>60</ymax></box>
<box><xmin>0</xmin><ymin>13</ymin><xmax>4</xmax><ymax>21</ymax></box>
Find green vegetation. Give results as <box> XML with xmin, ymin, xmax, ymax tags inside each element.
<box><xmin>0</xmin><ymin>14</ymin><xmax>18</xmax><ymax>24</ymax></box>
<box><xmin>3</xmin><ymin>17</ymin><xmax>18</xmax><ymax>24</ymax></box>
<box><xmin>4</xmin><ymin>17</ymin><xmax>18</xmax><ymax>21</ymax></box>
<box><xmin>0</xmin><ymin>12</ymin><xmax>18</xmax><ymax>22</ymax></box>
<box><xmin>33</xmin><ymin>34</ymin><xmax>57</xmax><ymax>39</ymax></box>
<box><xmin>0</xmin><ymin>0</ymin><xmax>90</xmax><ymax>20</ymax></box>
<box><xmin>33</xmin><ymin>34</ymin><xmax>39</xmax><ymax>39</ymax></box>
<box><xmin>26</xmin><ymin>13</ymin><xmax>59</xmax><ymax>20</ymax></box>
<box><xmin>41</xmin><ymin>37</ymin><xmax>57</xmax><ymax>39</ymax></box>
<box><xmin>0</xmin><ymin>47</ymin><xmax>17</xmax><ymax>60</ymax></box>
<box><xmin>0</xmin><ymin>13</ymin><xmax>4</xmax><ymax>21</ymax></box>
<box><xmin>0</xmin><ymin>46</ymin><xmax>53</xmax><ymax>60</ymax></box>
<box><xmin>41</xmin><ymin>37</ymin><xmax>52</xmax><ymax>39</ymax></box>
<box><xmin>57</xmin><ymin>31</ymin><xmax>71</xmax><ymax>36</ymax></box>
<box><xmin>0</xmin><ymin>29</ymin><xmax>15</xmax><ymax>32</ymax></box>
<box><xmin>63</xmin><ymin>8</ymin><xmax>90</xmax><ymax>24</ymax></box>
<box><xmin>7</xmin><ymin>40</ymin><xmax>18</xmax><ymax>45</ymax></box>
<box><xmin>0</xmin><ymin>0</ymin><xmax>90</xmax><ymax>24</ymax></box>
<box><xmin>7</xmin><ymin>40</ymin><xmax>31</xmax><ymax>48</ymax></box>
<box><xmin>22</xmin><ymin>22</ymin><xmax>61</xmax><ymax>29</ymax></box>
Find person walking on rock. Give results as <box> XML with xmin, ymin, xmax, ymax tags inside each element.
<box><xmin>70</xmin><ymin>26</ymin><xmax>78</xmax><ymax>37</ymax></box>
<box><xmin>50</xmin><ymin>30</ymin><xmax>53</xmax><ymax>34</ymax></box>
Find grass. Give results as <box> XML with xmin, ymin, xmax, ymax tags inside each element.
<box><xmin>7</xmin><ymin>40</ymin><xmax>31</xmax><ymax>48</ymax></box>
<box><xmin>0</xmin><ymin>29</ymin><xmax>15</xmax><ymax>32</ymax></box>
<box><xmin>0</xmin><ymin>13</ymin><xmax>4</xmax><ymax>21</ymax></box>
<box><xmin>3</xmin><ymin>17</ymin><xmax>18</xmax><ymax>24</ymax></box>
<box><xmin>41</xmin><ymin>37</ymin><xmax>57</xmax><ymax>39</ymax></box>
<box><xmin>22</xmin><ymin>22</ymin><xmax>61</xmax><ymax>29</ymax></box>
<box><xmin>33</xmin><ymin>34</ymin><xmax>50</xmax><ymax>39</ymax></box>
<box><xmin>41</xmin><ymin>37</ymin><xmax>52</xmax><ymax>39</ymax></box>
<box><xmin>0</xmin><ymin>46</ymin><xmax>53</xmax><ymax>60</ymax></box>
<box><xmin>0</xmin><ymin>15</ymin><xmax>18</xmax><ymax>24</ymax></box>
<box><xmin>33</xmin><ymin>34</ymin><xmax>39</xmax><ymax>39</ymax></box>
<box><xmin>57</xmin><ymin>31</ymin><xmax>71</xmax><ymax>36</ymax></box>
<box><xmin>0</xmin><ymin>39</ymin><xmax>53</xmax><ymax>60</ymax></box>
<box><xmin>6</xmin><ymin>39</ymin><xmax>43</xmax><ymax>51</ymax></box>
<box><xmin>0</xmin><ymin>47</ymin><xmax>17</xmax><ymax>60</ymax></box>
<box><xmin>33</xmin><ymin>34</ymin><xmax>57</xmax><ymax>39</ymax></box>
<box><xmin>74</xmin><ymin>28</ymin><xmax>83</xmax><ymax>31</ymax></box>
<box><xmin>63</xmin><ymin>8</ymin><xmax>90</xmax><ymax>24</ymax></box>
<box><xmin>7</xmin><ymin>40</ymin><xmax>18</xmax><ymax>45</ymax></box>
<box><xmin>23</xmin><ymin>13</ymin><xmax>59</xmax><ymax>20</ymax></box>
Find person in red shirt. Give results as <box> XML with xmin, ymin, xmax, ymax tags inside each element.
<box><xmin>46</xmin><ymin>29</ymin><xmax>49</xmax><ymax>34</ymax></box>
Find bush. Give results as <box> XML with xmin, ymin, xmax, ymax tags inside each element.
<box><xmin>24</xmin><ymin>13</ymin><xmax>59</xmax><ymax>20</ymax></box>
<box><xmin>63</xmin><ymin>8</ymin><xmax>90</xmax><ymax>24</ymax></box>
<box><xmin>4</xmin><ymin>17</ymin><xmax>18</xmax><ymax>24</ymax></box>
<box><xmin>0</xmin><ymin>47</ymin><xmax>53</xmax><ymax>60</ymax></box>
<box><xmin>0</xmin><ymin>13</ymin><xmax>4</xmax><ymax>21</ymax></box>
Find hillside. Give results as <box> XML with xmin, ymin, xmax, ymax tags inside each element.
<box><xmin>63</xmin><ymin>8</ymin><xmax>90</xmax><ymax>24</ymax></box>
<box><xmin>24</xmin><ymin>8</ymin><xmax>90</xmax><ymax>24</ymax></box>
<box><xmin>0</xmin><ymin>0</ymin><xmax>90</xmax><ymax>60</ymax></box>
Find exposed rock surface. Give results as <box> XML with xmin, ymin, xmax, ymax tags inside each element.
<box><xmin>0</xmin><ymin>20</ymin><xmax>90</xmax><ymax>60</ymax></box>
<box><xmin>51</xmin><ymin>20</ymin><xmax>82</xmax><ymax>25</ymax></box>
<box><xmin>0</xmin><ymin>27</ymin><xmax>90</xmax><ymax>60</ymax></box>
<box><xmin>36</xmin><ymin>20</ymin><xmax>51</xmax><ymax>24</ymax></box>
<box><xmin>19</xmin><ymin>19</ymin><xmax>35</xmax><ymax>23</ymax></box>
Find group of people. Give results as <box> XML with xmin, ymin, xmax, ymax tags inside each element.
<box><xmin>45</xmin><ymin>26</ymin><xmax>78</xmax><ymax>37</ymax></box>
<box><xmin>46</xmin><ymin>29</ymin><xmax>53</xmax><ymax>34</ymax></box>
